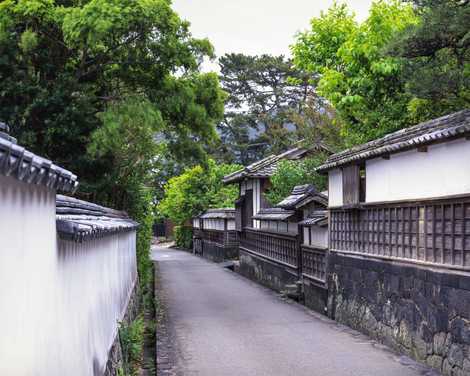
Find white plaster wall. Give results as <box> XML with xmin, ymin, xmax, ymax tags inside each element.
<box><xmin>328</xmin><ymin>169</ymin><xmax>343</xmax><ymax>207</ymax></box>
<box><xmin>366</xmin><ymin>138</ymin><xmax>470</xmax><ymax>203</ymax></box>
<box><xmin>227</xmin><ymin>219</ymin><xmax>235</xmax><ymax>230</ymax></box>
<box><xmin>310</xmin><ymin>226</ymin><xmax>328</xmax><ymax>248</ymax></box>
<box><xmin>203</xmin><ymin>218</ymin><xmax>225</xmax><ymax>230</ymax></box>
<box><xmin>0</xmin><ymin>175</ymin><xmax>137</xmax><ymax>376</ymax></box>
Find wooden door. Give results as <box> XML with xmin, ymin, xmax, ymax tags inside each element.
<box><xmin>243</xmin><ymin>189</ymin><xmax>254</xmax><ymax>229</ymax></box>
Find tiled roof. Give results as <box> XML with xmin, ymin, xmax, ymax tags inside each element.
<box><xmin>0</xmin><ymin>122</ymin><xmax>78</xmax><ymax>193</ymax></box>
<box><xmin>199</xmin><ymin>208</ymin><xmax>235</xmax><ymax>219</ymax></box>
<box><xmin>276</xmin><ymin>184</ymin><xmax>328</xmax><ymax>210</ymax></box>
<box><xmin>223</xmin><ymin>142</ymin><xmax>330</xmax><ymax>184</ymax></box>
<box><xmin>252</xmin><ymin>207</ymin><xmax>296</xmax><ymax>221</ymax></box>
<box><xmin>317</xmin><ymin>110</ymin><xmax>470</xmax><ymax>172</ymax></box>
<box><xmin>299</xmin><ymin>210</ymin><xmax>328</xmax><ymax>227</ymax></box>
<box><xmin>56</xmin><ymin>195</ymin><xmax>138</xmax><ymax>242</ymax></box>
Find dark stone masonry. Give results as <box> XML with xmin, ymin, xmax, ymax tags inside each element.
<box><xmin>238</xmin><ymin>249</ymin><xmax>298</xmax><ymax>293</ymax></box>
<box><xmin>327</xmin><ymin>253</ymin><xmax>470</xmax><ymax>376</ymax></box>
<box><xmin>302</xmin><ymin>278</ymin><xmax>328</xmax><ymax>314</ymax></box>
<box><xmin>201</xmin><ymin>240</ymin><xmax>239</xmax><ymax>263</ymax></box>
<box><xmin>104</xmin><ymin>282</ymin><xmax>140</xmax><ymax>376</ymax></box>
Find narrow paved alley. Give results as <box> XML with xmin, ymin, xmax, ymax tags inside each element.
<box><xmin>152</xmin><ymin>246</ymin><xmax>439</xmax><ymax>376</ymax></box>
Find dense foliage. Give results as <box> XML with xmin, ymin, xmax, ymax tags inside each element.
<box><xmin>265</xmin><ymin>154</ymin><xmax>328</xmax><ymax>205</ymax></box>
<box><xmin>292</xmin><ymin>1</ymin><xmax>419</xmax><ymax>145</ymax></box>
<box><xmin>158</xmin><ymin>159</ymin><xmax>241</xmax><ymax>226</ymax></box>
<box><xmin>387</xmin><ymin>0</ymin><xmax>470</xmax><ymax>122</ymax></box>
<box><xmin>119</xmin><ymin>316</ymin><xmax>145</xmax><ymax>376</ymax></box>
<box><xmin>292</xmin><ymin>0</ymin><xmax>469</xmax><ymax>146</ymax></box>
<box><xmin>0</xmin><ymin>0</ymin><xmax>226</xmax><ymax>287</ymax></box>
<box><xmin>174</xmin><ymin>225</ymin><xmax>193</xmax><ymax>249</ymax></box>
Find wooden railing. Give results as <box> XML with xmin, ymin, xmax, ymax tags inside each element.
<box><xmin>240</xmin><ymin>228</ymin><xmax>299</xmax><ymax>268</ymax></box>
<box><xmin>301</xmin><ymin>245</ymin><xmax>327</xmax><ymax>283</ymax></box>
<box><xmin>194</xmin><ymin>228</ymin><xmax>238</xmax><ymax>247</ymax></box>
<box><xmin>330</xmin><ymin>196</ymin><xmax>470</xmax><ymax>270</ymax></box>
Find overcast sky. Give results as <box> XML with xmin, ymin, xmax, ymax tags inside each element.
<box><xmin>172</xmin><ymin>0</ymin><xmax>374</xmax><ymax>70</ymax></box>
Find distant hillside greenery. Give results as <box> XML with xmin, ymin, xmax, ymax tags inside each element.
<box><xmin>214</xmin><ymin>53</ymin><xmax>342</xmax><ymax>165</ymax></box>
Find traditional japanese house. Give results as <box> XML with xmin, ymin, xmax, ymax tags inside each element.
<box><xmin>316</xmin><ymin>109</ymin><xmax>470</xmax><ymax>375</ymax></box>
<box><xmin>238</xmin><ymin>184</ymin><xmax>328</xmax><ymax>297</ymax></box>
<box><xmin>223</xmin><ymin>144</ymin><xmax>330</xmax><ymax>230</ymax></box>
<box><xmin>192</xmin><ymin>208</ymin><xmax>238</xmax><ymax>262</ymax></box>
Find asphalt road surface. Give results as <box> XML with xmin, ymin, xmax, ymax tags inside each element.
<box><xmin>152</xmin><ymin>246</ymin><xmax>440</xmax><ymax>376</ymax></box>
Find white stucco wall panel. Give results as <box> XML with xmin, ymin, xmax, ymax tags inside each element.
<box><xmin>0</xmin><ymin>175</ymin><xmax>137</xmax><ymax>376</ymax></box>
<box><xmin>328</xmin><ymin>169</ymin><xmax>343</xmax><ymax>207</ymax></box>
<box><xmin>227</xmin><ymin>219</ymin><xmax>235</xmax><ymax>230</ymax></box>
<box><xmin>366</xmin><ymin>139</ymin><xmax>470</xmax><ymax>203</ymax></box>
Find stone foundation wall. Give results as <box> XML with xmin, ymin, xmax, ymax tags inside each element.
<box><xmin>238</xmin><ymin>248</ymin><xmax>299</xmax><ymax>293</ymax></box>
<box><xmin>104</xmin><ymin>281</ymin><xmax>140</xmax><ymax>376</ymax></box>
<box><xmin>201</xmin><ymin>240</ymin><xmax>238</xmax><ymax>263</ymax></box>
<box><xmin>302</xmin><ymin>278</ymin><xmax>328</xmax><ymax>315</ymax></box>
<box><xmin>327</xmin><ymin>252</ymin><xmax>470</xmax><ymax>376</ymax></box>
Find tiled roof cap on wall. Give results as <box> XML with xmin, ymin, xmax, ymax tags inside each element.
<box><xmin>299</xmin><ymin>210</ymin><xmax>328</xmax><ymax>227</ymax></box>
<box><xmin>317</xmin><ymin>110</ymin><xmax>470</xmax><ymax>173</ymax></box>
<box><xmin>56</xmin><ymin>195</ymin><xmax>138</xmax><ymax>242</ymax></box>
<box><xmin>276</xmin><ymin>184</ymin><xmax>328</xmax><ymax>210</ymax></box>
<box><xmin>0</xmin><ymin>122</ymin><xmax>78</xmax><ymax>193</ymax></box>
<box><xmin>197</xmin><ymin>208</ymin><xmax>236</xmax><ymax>219</ymax></box>
<box><xmin>252</xmin><ymin>207</ymin><xmax>296</xmax><ymax>221</ymax></box>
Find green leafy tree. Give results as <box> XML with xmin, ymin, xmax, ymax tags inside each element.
<box><xmin>216</xmin><ymin>53</ymin><xmax>317</xmax><ymax>164</ymax></box>
<box><xmin>265</xmin><ymin>154</ymin><xmax>328</xmax><ymax>205</ymax></box>
<box><xmin>87</xmin><ymin>97</ymin><xmax>162</xmax><ymax>284</ymax></box>
<box><xmin>0</xmin><ymin>0</ymin><xmax>225</xmax><ymax>192</ymax></box>
<box><xmin>158</xmin><ymin>160</ymin><xmax>241</xmax><ymax>225</ymax></box>
<box><xmin>292</xmin><ymin>1</ymin><xmax>419</xmax><ymax>145</ymax></box>
<box><xmin>0</xmin><ymin>0</ymin><xmax>226</xmax><ymax>288</ymax></box>
<box><xmin>387</xmin><ymin>0</ymin><xmax>470</xmax><ymax>122</ymax></box>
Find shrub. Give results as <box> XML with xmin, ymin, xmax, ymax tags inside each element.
<box><xmin>174</xmin><ymin>225</ymin><xmax>193</xmax><ymax>249</ymax></box>
<box><xmin>158</xmin><ymin>159</ymin><xmax>241</xmax><ymax>225</ymax></box>
<box><xmin>119</xmin><ymin>316</ymin><xmax>145</xmax><ymax>376</ymax></box>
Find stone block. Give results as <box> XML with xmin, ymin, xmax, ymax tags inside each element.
<box><xmin>463</xmin><ymin>357</ymin><xmax>470</xmax><ymax>372</ymax></box>
<box><xmin>434</xmin><ymin>332</ymin><xmax>447</xmax><ymax>355</ymax></box>
<box><xmin>451</xmin><ymin>318</ymin><xmax>470</xmax><ymax>345</ymax></box>
<box><xmin>413</xmin><ymin>335</ymin><xmax>430</xmax><ymax>361</ymax></box>
<box><xmin>399</xmin><ymin>320</ymin><xmax>413</xmax><ymax>349</ymax></box>
<box><xmin>448</xmin><ymin>344</ymin><xmax>464</xmax><ymax>368</ymax></box>
<box><xmin>442</xmin><ymin>358</ymin><xmax>453</xmax><ymax>376</ymax></box>
<box><xmin>426</xmin><ymin>355</ymin><xmax>443</xmax><ymax>371</ymax></box>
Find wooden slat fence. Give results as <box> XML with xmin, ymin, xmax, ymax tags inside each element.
<box><xmin>330</xmin><ymin>197</ymin><xmax>470</xmax><ymax>270</ymax></box>
<box><xmin>196</xmin><ymin>229</ymin><xmax>239</xmax><ymax>247</ymax></box>
<box><xmin>301</xmin><ymin>246</ymin><xmax>327</xmax><ymax>283</ymax></box>
<box><xmin>240</xmin><ymin>228</ymin><xmax>299</xmax><ymax>268</ymax></box>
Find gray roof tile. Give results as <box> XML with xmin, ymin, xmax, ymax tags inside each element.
<box><xmin>276</xmin><ymin>184</ymin><xmax>327</xmax><ymax>210</ymax></box>
<box><xmin>56</xmin><ymin>195</ymin><xmax>138</xmax><ymax>242</ymax></box>
<box><xmin>317</xmin><ymin>110</ymin><xmax>470</xmax><ymax>172</ymax></box>
<box><xmin>299</xmin><ymin>210</ymin><xmax>328</xmax><ymax>227</ymax></box>
<box><xmin>198</xmin><ymin>208</ymin><xmax>236</xmax><ymax>219</ymax></box>
<box><xmin>252</xmin><ymin>207</ymin><xmax>296</xmax><ymax>221</ymax></box>
<box><xmin>223</xmin><ymin>142</ymin><xmax>330</xmax><ymax>184</ymax></box>
<box><xmin>0</xmin><ymin>125</ymin><xmax>78</xmax><ymax>193</ymax></box>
